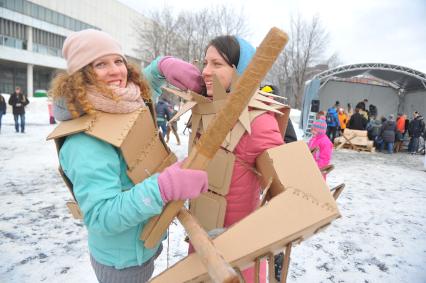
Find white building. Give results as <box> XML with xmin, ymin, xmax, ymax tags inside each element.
<box><xmin>0</xmin><ymin>0</ymin><xmax>149</xmax><ymax>96</ymax></box>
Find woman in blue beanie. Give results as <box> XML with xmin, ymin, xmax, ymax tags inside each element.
<box><xmin>195</xmin><ymin>35</ymin><xmax>283</xmax><ymax>283</ymax></box>
<box><xmin>146</xmin><ymin>35</ymin><xmax>283</xmax><ymax>282</ymax></box>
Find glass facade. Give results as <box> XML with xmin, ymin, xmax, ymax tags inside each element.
<box><xmin>0</xmin><ymin>18</ymin><xmax>66</xmax><ymax>57</ymax></box>
<box><xmin>0</xmin><ymin>62</ymin><xmax>26</xmax><ymax>94</ymax></box>
<box><xmin>0</xmin><ymin>18</ymin><xmax>26</xmax><ymax>49</ymax></box>
<box><xmin>0</xmin><ymin>62</ymin><xmax>55</xmax><ymax>94</ymax></box>
<box><xmin>0</xmin><ymin>0</ymin><xmax>101</xmax><ymax>94</ymax></box>
<box><xmin>0</xmin><ymin>0</ymin><xmax>97</xmax><ymax>31</ymax></box>
<box><xmin>32</xmin><ymin>28</ymin><xmax>64</xmax><ymax>57</ymax></box>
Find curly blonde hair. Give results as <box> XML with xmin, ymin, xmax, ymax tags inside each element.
<box><xmin>49</xmin><ymin>62</ymin><xmax>152</xmax><ymax>119</ymax></box>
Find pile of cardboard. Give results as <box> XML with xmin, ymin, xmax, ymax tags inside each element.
<box><xmin>334</xmin><ymin>128</ymin><xmax>374</xmax><ymax>152</ymax></box>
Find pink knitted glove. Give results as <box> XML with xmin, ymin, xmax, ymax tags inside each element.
<box><xmin>158</xmin><ymin>56</ymin><xmax>204</xmax><ymax>93</ymax></box>
<box><xmin>158</xmin><ymin>161</ymin><xmax>208</xmax><ymax>203</ymax></box>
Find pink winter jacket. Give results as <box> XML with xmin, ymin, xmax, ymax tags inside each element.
<box><xmin>224</xmin><ymin>112</ymin><xmax>284</xmax><ymax>227</ymax></box>
<box><xmin>308</xmin><ymin>133</ymin><xmax>333</xmax><ymax>170</ymax></box>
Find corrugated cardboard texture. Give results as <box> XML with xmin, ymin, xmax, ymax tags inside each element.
<box><xmin>150</xmin><ymin>141</ymin><xmax>340</xmax><ymax>282</ymax></box>
<box><xmin>189</xmin><ymin>191</ymin><xmax>226</xmax><ymax>232</ymax></box>
<box><xmin>205</xmin><ymin>149</ymin><xmax>235</xmax><ymax>196</ymax></box>
<box><xmin>46</xmin><ymin>114</ymin><xmax>94</xmax><ymax>140</ymax></box>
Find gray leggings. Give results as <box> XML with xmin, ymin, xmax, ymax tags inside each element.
<box><xmin>90</xmin><ymin>246</ymin><xmax>162</xmax><ymax>283</ymax></box>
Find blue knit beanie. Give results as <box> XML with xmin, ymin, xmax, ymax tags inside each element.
<box><xmin>236</xmin><ymin>37</ymin><xmax>255</xmax><ymax>75</ymax></box>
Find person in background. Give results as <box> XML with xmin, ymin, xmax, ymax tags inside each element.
<box><xmin>374</xmin><ymin>116</ymin><xmax>386</xmax><ymax>150</ymax></box>
<box><xmin>155</xmin><ymin>96</ymin><xmax>171</xmax><ymax>138</ymax></box>
<box><xmin>260</xmin><ymin>84</ymin><xmax>298</xmax><ymax>143</ymax></box>
<box><xmin>8</xmin><ymin>86</ymin><xmax>29</xmax><ymax>133</ymax></box>
<box><xmin>325</xmin><ymin>102</ymin><xmax>340</xmax><ymax>143</ymax></box>
<box><xmin>165</xmin><ymin>104</ymin><xmax>181</xmax><ymax>145</ymax></box>
<box><xmin>49</xmin><ymin>29</ymin><xmax>208</xmax><ymax>283</ymax></box>
<box><xmin>308</xmin><ymin>116</ymin><xmax>333</xmax><ymax>179</ymax></box>
<box><xmin>408</xmin><ymin>111</ymin><xmax>425</xmax><ymax>154</ymax></box>
<box><xmin>0</xmin><ymin>94</ymin><xmax>6</xmax><ymax>133</ymax></box>
<box><xmin>347</xmin><ymin>107</ymin><xmax>368</xmax><ymax>130</ymax></box>
<box><xmin>347</xmin><ymin>102</ymin><xmax>353</xmax><ymax>118</ymax></box>
<box><xmin>367</xmin><ymin>116</ymin><xmax>383</xmax><ymax>147</ymax></box>
<box><xmin>316</xmin><ymin>110</ymin><xmax>325</xmax><ymax>119</ymax></box>
<box><xmin>394</xmin><ymin>113</ymin><xmax>406</xmax><ymax>153</ymax></box>
<box><xmin>337</xmin><ymin>107</ymin><xmax>348</xmax><ymax>134</ymax></box>
<box><xmin>356</xmin><ymin>99</ymin><xmax>369</xmax><ymax>120</ymax></box>
<box><xmin>380</xmin><ymin>114</ymin><xmax>396</xmax><ymax>154</ymax></box>
<box><xmin>404</xmin><ymin>114</ymin><xmax>410</xmax><ymax>137</ymax></box>
<box><xmin>355</xmin><ymin>99</ymin><xmax>366</xmax><ymax>111</ymax></box>
<box><xmin>368</xmin><ymin>103</ymin><xmax>378</xmax><ymax>120</ymax></box>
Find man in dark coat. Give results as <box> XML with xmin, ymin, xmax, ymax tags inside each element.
<box><xmin>155</xmin><ymin>96</ymin><xmax>172</xmax><ymax>137</ymax></box>
<box><xmin>380</xmin><ymin>114</ymin><xmax>396</xmax><ymax>154</ymax></box>
<box><xmin>408</xmin><ymin>111</ymin><xmax>425</xmax><ymax>154</ymax></box>
<box><xmin>0</xmin><ymin>94</ymin><xmax>6</xmax><ymax>133</ymax></box>
<box><xmin>347</xmin><ymin>107</ymin><xmax>368</xmax><ymax>130</ymax></box>
<box><xmin>8</xmin><ymin>86</ymin><xmax>29</xmax><ymax>133</ymax></box>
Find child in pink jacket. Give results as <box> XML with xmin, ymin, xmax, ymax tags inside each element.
<box><xmin>308</xmin><ymin>116</ymin><xmax>333</xmax><ymax>179</ymax></box>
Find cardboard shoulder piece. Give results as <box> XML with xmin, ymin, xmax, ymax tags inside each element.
<box><xmin>150</xmin><ymin>141</ymin><xmax>341</xmax><ymax>282</ymax></box>
<box><xmin>47</xmin><ymin>107</ymin><xmax>177</xmax><ymax>218</ymax></box>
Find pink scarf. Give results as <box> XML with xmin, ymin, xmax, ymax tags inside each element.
<box><xmin>86</xmin><ymin>82</ymin><xmax>145</xmax><ymax>114</ymax></box>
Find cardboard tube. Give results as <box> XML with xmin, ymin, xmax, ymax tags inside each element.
<box><xmin>177</xmin><ymin>208</ymin><xmax>239</xmax><ymax>283</ymax></box>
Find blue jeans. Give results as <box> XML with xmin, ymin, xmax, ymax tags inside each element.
<box><xmin>0</xmin><ymin>113</ymin><xmax>3</xmax><ymax>132</ymax></box>
<box><xmin>157</xmin><ymin>120</ymin><xmax>167</xmax><ymax>138</ymax></box>
<box><xmin>381</xmin><ymin>142</ymin><xmax>394</xmax><ymax>154</ymax></box>
<box><xmin>14</xmin><ymin>113</ymin><xmax>25</xmax><ymax>132</ymax></box>
<box><xmin>408</xmin><ymin>137</ymin><xmax>419</xmax><ymax>153</ymax></box>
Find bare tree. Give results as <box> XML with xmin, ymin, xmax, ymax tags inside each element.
<box><xmin>134</xmin><ymin>5</ymin><xmax>250</xmax><ymax>65</ymax></box>
<box><xmin>267</xmin><ymin>15</ymin><xmax>339</xmax><ymax>109</ymax></box>
<box><xmin>134</xmin><ymin>6</ymin><xmax>181</xmax><ymax>63</ymax></box>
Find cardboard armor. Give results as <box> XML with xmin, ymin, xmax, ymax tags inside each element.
<box><xmin>47</xmin><ymin>106</ymin><xmax>177</xmax><ymax>219</ymax></box>
<box><xmin>166</xmin><ymin>86</ymin><xmax>290</xmax><ymax>231</ymax></box>
<box><xmin>150</xmin><ymin>141</ymin><xmax>341</xmax><ymax>282</ymax></box>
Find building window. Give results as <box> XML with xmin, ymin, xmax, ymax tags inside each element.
<box><xmin>2</xmin><ymin>0</ymin><xmax>98</xmax><ymax>31</ymax></box>
<box><xmin>0</xmin><ymin>18</ymin><xmax>26</xmax><ymax>49</ymax></box>
<box><xmin>31</xmin><ymin>28</ymin><xmax>65</xmax><ymax>57</ymax></box>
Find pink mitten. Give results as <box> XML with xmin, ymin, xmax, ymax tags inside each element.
<box><xmin>158</xmin><ymin>56</ymin><xmax>204</xmax><ymax>93</ymax></box>
<box><xmin>158</xmin><ymin>161</ymin><xmax>208</xmax><ymax>203</ymax></box>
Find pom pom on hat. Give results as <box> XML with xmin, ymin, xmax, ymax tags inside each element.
<box><xmin>62</xmin><ymin>29</ymin><xmax>126</xmax><ymax>75</ymax></box>
<box><xmin>312</xmin><ymin>116</ymin><xmax>327</xmax><ymax>135</ymax></box>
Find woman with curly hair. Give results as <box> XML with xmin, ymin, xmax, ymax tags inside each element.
<box><xmin>49</xmin><ymin>29</ymin><xmax>208</xmax><ymax>283</ymax></box>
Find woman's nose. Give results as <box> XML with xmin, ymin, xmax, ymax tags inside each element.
<box><xmin>202</xmin><ymin>64</ymin><xmax>212</xmax><ymax>77</ymax></box>
<box><xmin>107</xmin><ymin>63</ymin><xmax>120</xmax><ymax>75</ymax></box>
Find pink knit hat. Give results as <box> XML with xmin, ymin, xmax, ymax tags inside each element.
<box><xmin>312</xmin><ymin>116</ymin><xmax>327</xmax><ymax>135</ymax></box>
<box><xmin>62</xmin><ymin>29</ymin><xmax>126</xmax><ymax>75</ymax></box>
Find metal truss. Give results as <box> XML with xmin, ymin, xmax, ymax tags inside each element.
<box><xmin>313</xmin><ymin>63</ymin><xmax>426</xmax><ymax>90</ymax></box>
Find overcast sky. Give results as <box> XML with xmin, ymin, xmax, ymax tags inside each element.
<box><xmin>118</xmin><ymin>0</ymin><xmax>426</xmax><ymax>73</ymax></box>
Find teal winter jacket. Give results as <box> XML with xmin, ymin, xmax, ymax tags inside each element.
<box><xmin>60</xmin><ymin>133</ymin><xmax>165</xmax><ymax>269</ymax></box>
<box><xmin>59</xmin><ymin>60</ymin><xmax>169</xmax><ymax>269</ymax></box>
<box><xmin>143</xmin><ymin>56</ymin><xmax>166</xmax><ymax>102</ymax></box>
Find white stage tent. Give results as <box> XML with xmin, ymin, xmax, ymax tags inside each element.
<box><xmin>300</xmin><ymin>63</ymin><xmax>426</xmax><ymax>131</ymax></box>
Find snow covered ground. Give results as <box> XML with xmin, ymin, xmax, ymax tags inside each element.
<box><xmin>0</xmin><ymin>97</ymin><xmax>425</xmax><ymax>282</ymax></box>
